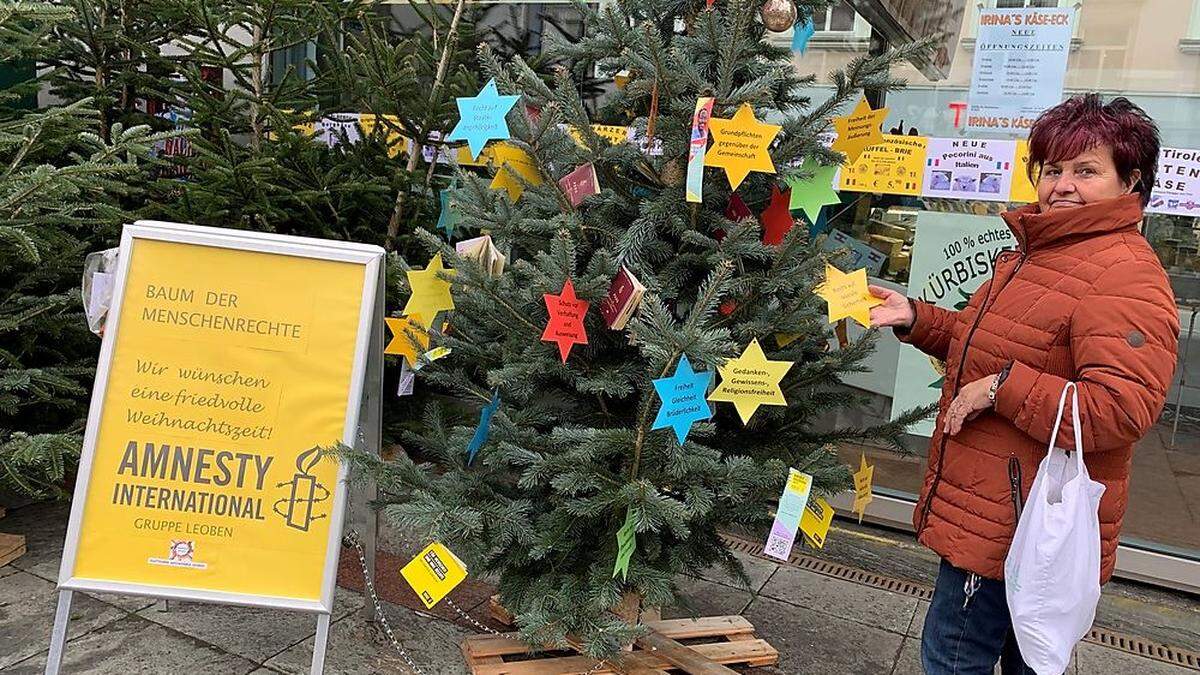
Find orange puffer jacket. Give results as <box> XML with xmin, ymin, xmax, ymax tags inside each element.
<box><xmin>898</xmin><ymin>194</ymin><xmax>1180</xmax><ymax>583</ymax></box>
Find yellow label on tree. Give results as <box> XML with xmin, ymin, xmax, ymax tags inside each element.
<box><xmin>401</xmin><ymin>541</ymin><xmax>468</xmax><ymax>609</ymax></box>
<box><xmin>800</xmin><ymin>497</ymin><xmax>835</xmax><ymax>549</ymax></box>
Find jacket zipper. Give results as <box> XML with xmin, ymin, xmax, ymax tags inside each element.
<box><xmin>916</xmin><ymin>249</ymin><xmax>1026</xmax><ymax>534</ymax></box>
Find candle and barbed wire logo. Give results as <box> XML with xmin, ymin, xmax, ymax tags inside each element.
<box><xmin>272</xmin><ymin>446</ymin><xmax>331</xmax><ymax>532</ymax></box>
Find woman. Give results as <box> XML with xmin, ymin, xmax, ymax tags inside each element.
<box><xmin>869</xmin><ymin>94</ymin><xmax>1181</xmax><ymax>674</ymax></box>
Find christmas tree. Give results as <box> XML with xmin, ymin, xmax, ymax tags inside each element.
<box><xmin>350</xmin><ymin>0</ymin><xmax>931</xmax><ymax>657</ymax></box>
<box><xmin>0</xmin><ymin>2</ymin><xmax>180</xmax><ymax>498</ymax></box>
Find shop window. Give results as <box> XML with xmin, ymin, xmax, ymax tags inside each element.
<box><xmin>1183</xmin><ymin>0</ymin><xmax>1200</xmax><ymax>53</ymax></box>
<box><xmin>270</xmin><ymin>41</ymin><xmax>317</xmax><ymax>85</ymax></box>
<box><xmin>772</xmin><ymin>1</ymin><xmax>871</xmax><ymax>50</ymax></box>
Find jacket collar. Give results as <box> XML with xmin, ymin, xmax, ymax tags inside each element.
<box><xmin>1001</xmin><ymin>193</ymin><xmax>1143</xmax><ymax>253</ymax></box>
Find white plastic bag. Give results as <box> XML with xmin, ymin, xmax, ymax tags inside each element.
<box><xmin>81</xmin><ymin>247</ymin><xmax>120</xmax><ymax>336</ymax></box>
<box><xmin>1004</xmin><ymin>382</ymin><xmax>1105</xmax><ymax>675</ymax></box>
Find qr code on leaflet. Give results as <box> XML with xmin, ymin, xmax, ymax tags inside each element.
<box><xmin>764</xmin><ymin>536</ymin><xmax>789</xmax><ymax>559</ymax></box>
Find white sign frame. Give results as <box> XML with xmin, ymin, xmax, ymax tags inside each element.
<box><xmin>45</xmin><ymin>221</ymin><xmax>386</xmax><ymax>675</ymax></box>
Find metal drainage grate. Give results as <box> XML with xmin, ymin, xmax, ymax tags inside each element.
<box><xmin>719</xmin><ymin>532</ymin><xmax>1200</xmax><ymax>672</ymax></box>
<box><xmin>719</xmin><ymin>533</ymin><xmax>934</xmax><ymax>601</ymax></box>
<box><xmin>1086</xmin><ymin>627</ymin><xmax>1200</xmax><ymax>671</ymax></box>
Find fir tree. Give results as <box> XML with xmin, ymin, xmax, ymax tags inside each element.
<box><xmin>42</xmin><ymin>0</ymin><xmax>192</xmax><ymax>140</ymax></box>
<box><xmin>350</xmin><ymin>0</ymin><xmax>932</xmax><ymax>657</ymax></box>
<box><xmin>150</xmin><ymin>0</ymin><xmax>485</xmax><ymax>256</ymax></box>
<box><xmin>1</xmin><ymin>3</ymin><xmax>181</xmax><ymax>498</ymax></box>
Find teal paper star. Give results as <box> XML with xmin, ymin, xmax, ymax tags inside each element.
<box><xmin>436</xmin><ymin>188</ymin><xmax>462</xmax><ymax>239</ymax></box>
<box><xmin>447</xmin><ymin>79</ymin><xmax>520</xmax><ymax>160</ymax></box>
<box><xmin>651</xmin><ymin>354</ymin><xmax>714</xmax><ymax>445</ymax></box>
<box><xmin>786</xmin><ymin>158</ymin><xmax>841</xmax><ymax>223</ymax></box>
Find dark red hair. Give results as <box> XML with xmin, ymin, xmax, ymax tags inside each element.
<box><xmin>1027</xmin><ymin>94</ymin><xmax>1160</xmax><ymax>206</ymax></box>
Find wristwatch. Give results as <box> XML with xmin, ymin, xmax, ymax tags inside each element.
<box><xmin>988</xmin><ymin>363</ymin><xmax>1012</xmax><ymax>404</ymax></box>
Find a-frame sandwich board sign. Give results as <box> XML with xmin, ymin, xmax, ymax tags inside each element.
<box><xmin>46</xmin><ymin>221</ymin><xmax>384</xmax><ymax>674</ymax></box>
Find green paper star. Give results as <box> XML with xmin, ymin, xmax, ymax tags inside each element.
<box><xmin>786</xmin><ymin>159</ymin><xmax>841</xmax><ymax>223</ymax></box>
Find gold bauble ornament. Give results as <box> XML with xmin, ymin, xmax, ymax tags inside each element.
<box><xmin>760</xmin><ymin>0</ymin><xmax>797</xmax><ymax>32</ymax></box>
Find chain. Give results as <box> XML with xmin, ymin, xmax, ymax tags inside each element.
<box><xmin>345</xmin><ymin>426</ymin><xmax>609</xmax><ymax>675</ymax></box>
<box><xmin>444</xmin><ymin>598</ymin><xmax>502</xmax><ymax>635</ymax></box>
<box><xmin>345</xmin><ymin>530</ymin><xmax>427</xmax><ymax>675</ymax></box>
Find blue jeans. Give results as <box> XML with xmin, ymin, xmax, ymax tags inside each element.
<box><xmin>921</xmin><ymin>559</ymin><xmax>1036</xmax><ymax>675</ymax></box>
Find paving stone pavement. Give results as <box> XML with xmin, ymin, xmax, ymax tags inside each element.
<box><xmin>2</xmin><ymin>502</ymin><xmax>1198</xmax><ymax>674</ymax></box>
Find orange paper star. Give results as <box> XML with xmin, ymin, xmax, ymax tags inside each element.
<box><xmin>705</xmin><ymin>103</ymin><xmax>782</xmax><ymax>190</ymax></box>
<box><xmin>384</xmin><ymin>314</ymin><xmax>431</xmax><ymax>366</ymax></box>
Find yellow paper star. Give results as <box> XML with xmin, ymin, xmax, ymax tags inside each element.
<box><xmin>831</xmin><ymin>97</ymin><xmax>888</xmax><ymax>164</ymax></box>
<box><xmin>705</xmin><ymin>103</ymin><xmax>782</xmax><ymax>190</ymax></box>
<box><xmin>384</xmin><ymin>314</ymin><xmax>431</xmax><ymax>366</ymax></box>
<box><xmin>852</xmin><ymin>453</ymin><xmax>874</xmax><ymax>523</ymax></box>
<box><xmin>707</xmin><ymin>338</ymin><xmax>794</xmax><ymax>424</ymax></box>
<box><xmin>488</xmin><ymin>142</ymin><xmax>543</xmax><ymax>200</ymax></box>
<box><xmin>403</xmin><ymin>254</ymin><xmax>456</xmax><ymax>322</ymax></box>
<box><xmin>814</xmin><ymin>264</ymin><xmax>883</xmax><ymax>328</ymax></box>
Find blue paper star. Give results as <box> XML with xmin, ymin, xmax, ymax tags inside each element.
<box><xmin>447</xmin><ymin>79</ymin><xmax>520</xmax><ymax>160</ymax></box>
<box><xmin>651</xmin><ymin>355</ymin><xmax>714</xmax><ymax>445</ymax></box>
<box><xmin>467</xmin><ymin>389</ymin><xmax>500</xmax><ymax>465</ymax></box>
<box><xmin>436</xmin><ymin>188</ymin><xmax>462</xmax><ymax>239</ymax></box>
<box><xmin>792</xmin><ymin>18</ymin><xmax>815</xmax><ymax>54</ymax></box>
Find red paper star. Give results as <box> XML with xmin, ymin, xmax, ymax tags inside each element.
<box><xmin>760</xmin><ymin>185</ymin><xmax>795</xmax><ymax>246</ymax></box>
<box><xmin>725</xmin><ymin>193</ymin><xmax>754</xmax><ymax>222</ymax></box>
<box><xmin>542</xmin><ymin>279</ymin><xmax>590</xmax><ymax>362</ymax></box>
<box><xmin>717</xmin><ymin>193</ymin><xmax>754</xmax><ymax>242</ymax></box>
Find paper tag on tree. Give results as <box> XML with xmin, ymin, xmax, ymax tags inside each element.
<box><xmin>852</xmin><ymin>454</ymin><xmax>874</xmax><ymax>523</ymax></box>
<box><xmin>396</xmin><ymin>360</ymin><xmax>415</xmax><ymax>396</ymax></box>
<box><xmin>400</xmin><ymin>541</ymin><xmax>468</xmax><ymax>609</ymax></box>
<box><xmin>466</xmin><ymin>389</ymin><xmax>500</xmax><ymax>464</ymax></box>
<box><xmin>831</xmin><ymin>97</ymin><xmax>888</xmax><ymax>164</ymax></box>
<box><xmin>685</xmin><ymin>97</ymin><xmax>715</xmax><ymax>203</ymax></box>
<box><xmin>800</xmin><ymin>497</ymin><xmax>835</xmax><ymax>549</ymax></box>
<box><xmin>764</xmin><ymin>469</ymin><xmax>813</xmax><ymax>561</ymax></box>
<box><xmin>613</xmin><ymin>506</ymin><xmax>637</xmax><ymax>580</ymax></box>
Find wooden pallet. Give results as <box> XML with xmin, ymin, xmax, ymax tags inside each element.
<box><xmin>0</xmin><ymin>506</ymin><xmax>25</xmax><ymax>567</ymax></box>
<box><xmin>462</xmin><ymin>615</ymin><xmax>778</xmax><ymax>674</ymax></box>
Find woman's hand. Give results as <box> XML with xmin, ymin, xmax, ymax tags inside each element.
<box><xmin>943</xmin><ymin>375</ymin><xmax>1000</xmax><ymax>436</ymax></box>
<box><xmin>868</xmin><ymin>285</ymin><xmax>915</xmax><ymax>329</ymax></box>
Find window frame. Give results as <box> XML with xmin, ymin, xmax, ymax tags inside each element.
<box><xmin>1182</xmin><ymin>0</ymin><xmax>1200</xmax><ymax>53</ymax></box>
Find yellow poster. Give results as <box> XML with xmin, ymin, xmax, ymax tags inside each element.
<box><xmin>70</xmin><ymin>236</ymin><xmax>368</xmax><ymax>603</ymax></box>
<box><xmin>1010</xmin><ymin>139</ymin><xmax>1039</xmax><ymax>203</ymax></box>
<box><xmin>838</xmin><ymin>135</ymin><xmax>927</xmax><ymax>196</ymax></box>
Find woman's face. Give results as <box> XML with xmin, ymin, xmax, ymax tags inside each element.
<box><xmin>1035</xmin><ymin>144</ymin><xmax>1141</xmax><ymax>211</ymax></box>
